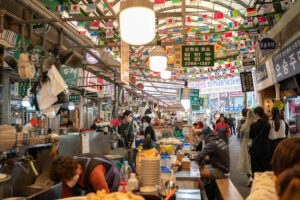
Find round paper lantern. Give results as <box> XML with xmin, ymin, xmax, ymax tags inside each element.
<box><xmin>137</xmin><ymin>83</ymin><xmax>144</xmax><ymax>90</ymax></box>
<box><xmin>130</xmin><ymin>76</ymin><xmax>136</xmax><ymax>84</ymax></box>
<box><xmin>120</xmin><ymin>0</ymin><xmax>155</xmax><ymax>45</ymax></box>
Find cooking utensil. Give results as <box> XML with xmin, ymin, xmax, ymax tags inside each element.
<box><xmin>164</xmin><ymin>188</ymin><xmax>177</xmax><ymax>200</ymax></box>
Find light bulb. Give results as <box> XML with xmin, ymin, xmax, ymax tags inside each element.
<box><xmin>149</xmin><ymin>56</ymin><xmax>167</xmax><ymax>72</ymax></box>
<box><xmin>68</xmin><ymin>102</ymin><xmax>75</xmax><ymax>110</ymax></box>
<box><xmin>181</xmin><ymin>99</ymin><xmax>190</xmax><ymax>111</ymax></box>
<box><xmin>22</xmin><ymin>96</ymin><xmax>31</xmax><ymax>107</ymax></box>
<box><xmin>120</xmin><ymin>0</ymin><xmax>155</xmax><ymax>45</ymax></box>
<box><xmin>161</xmin><ymin>70</ymin><xmax>171</xmax><ymax>79</ymax></box>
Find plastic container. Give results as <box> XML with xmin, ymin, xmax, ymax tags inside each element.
<box><xmin>182</xmin><ymin>143</ymin><xmax>191</xmax><ymax>154</ymax></box>
<box><xmin>161</xmin><ymin>166</ymin><xmax>172</xmax><ymax>178</ymax></box>
<box><xmin>127</xmin><ymin>173</ymin><xmax>139</xmax><ymax>192</ymax></box>
<box><xmin>123</xmin><ymin>161</ymin><xmax>131</xmax><ymax>182</ymax></box>
<box><xmin>161</xmin><ymin>155</ymin><xmax>171</xmax><ymax>168</ymax></box>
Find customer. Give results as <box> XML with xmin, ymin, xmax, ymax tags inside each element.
<box><xmin>215</xmin><ymin>116</ymin><xmax>231</xmax><ymax>144</ymax></box>
<box><xmin>249</xmin><ymin>106</ymin><xmax>272</xmax><ymax>175</ymax></box>
<box><xmin>196</xmin><ymin>126</ymin><xmax>230</xmax><ymax>180</ymax></box>
<box><xmin>118</xmin><ymin>110</ymin><xmax>134</xmax><ymax>148</ymax></box>
<box><xmin>194</xmin><ymin>131</ymin><xmax>203</xmax><ymax>151</ymax></box>
<box><xmin>276</xmin><ymin>167</ymin><xmax>300</xmax><ymax>200</ymax></box>
<box><xmin>237</xmin><ymin>108</ymin><xmax>249</xmax><ymax>136</ymax></box>
<box><xmin>246</xmin><ymin>137</ymin><xmax>300</xmax><ymax>200</ymax></box>
<box><xmin>280</xmin><ymin>110</ymin><xmax>289</xmax><ymax>137</ymax></box>
<box><xmin>141</xmin><ymin>116</ymin><xmax>156</xmax><ymax>142</ymax></box>
<box><xmin>237</xmin><ymin>110</ymin><xmax>255</xmax><ymax>186</ymax></box>
<box><xmin>228</xmin><ymin>114</ymin><xmax>236</xmax><ymax>135</ymax></box>
<box><xmin>269</xmin><ymin>107</ymin><xmax>286</xmax><ymax>154</ymax></box>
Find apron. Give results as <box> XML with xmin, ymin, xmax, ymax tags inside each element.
<box><xmin>73</xmin><ymin>155</ymin><xmax>120</xmax><ymax>194</ymax></box>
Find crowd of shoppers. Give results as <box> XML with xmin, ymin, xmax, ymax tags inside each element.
<box><xmin>194</xmin><ymin>105</ymin><xmax>300</xmax><ymax>200</ymax></box>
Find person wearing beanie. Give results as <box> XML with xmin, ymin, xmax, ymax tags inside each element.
<box><xmin>196</xmin><ymin>126</ymin><xmax>230</xmax><ymax>180</ymax></box>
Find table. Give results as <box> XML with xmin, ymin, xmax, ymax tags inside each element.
<box><xmin>174</xmin><ymin>161</ymin><xmax>200</xmax><ymax>189</ymax></box>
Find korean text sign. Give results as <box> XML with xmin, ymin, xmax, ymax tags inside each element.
<box><xmin>182</xmin><ymin>45</ymin><xmax>214</xmax><ymax>67</ymax></box>
<box><xmin>240</xmin><ymin>72</ymin><xmax>254</xmax><ymax>92</ymax></box>
<box><xmin>272</xmin><ymin>36</ymin><xmax>300</xmax><ymax>82</ymax></box>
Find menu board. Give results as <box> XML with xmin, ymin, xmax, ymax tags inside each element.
<box><xmin>190</xmin><ymin>89</ymin><xmax>204</xmax><ymax>110</ymax></box>
<box><xmin>240</xmin><ymin>72</ymin><xmax>254</xmax><ymax>92</ymax></box>
<box><xmin>174</xmin><ymin>46</ymin><xmax>182</xmax><ymax>68</ymax></box>
<box><xmin>182</xmin><ymin>45</ymin><xmax>214</xmax><ymax>67</ymax></box>
<box><xmin>69</xmin><ymin>94</ymin><xmax>80</xmax><ymax>103</ymax></box>
<box><xmin>18</xmin><ymin>81</ymin><xmax>36</xmax><ymax>97</ymax></box>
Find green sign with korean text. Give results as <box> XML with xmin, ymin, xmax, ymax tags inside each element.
<box><xmin>18</xmin><ymin>82</ymin><xmax>36</xmax><ymax>97</ymax></box>
<box><xmin>190</xmin><ymin>89</ymin><xmax>204</xmax><ymax>110</ymax></box>
<box><xmin>182</xmin><ymin>45</ymin><xmax>214</xmax><ymax>67</ymax></box>
<box><xmin>60</xmin><ymin>68</ymin><xmax>79</xmax><ymax>87</ymax></box>
<box><xmin>69</xmin><ymin>94</ymin><xmax>80</xmax><ymax>103</ymax></box>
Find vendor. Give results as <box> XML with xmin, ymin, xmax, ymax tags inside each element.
<box><xmin>141</xmin><ymin>116</ymin><xmax>156</xmax><ymax>142</ymax></box>
<box><xmin>90</xmin><ymin>118</ymin><xmax>104</xmax><ymax>130</ymax></box>
<box><xmin>50</xmin><ymin>153</ymin><xmax>120</xmax><ymax>198</ymax></box>
<box><xmin>194</xmin><ymin>131</ymin><xmax>203</xmax><ymax>151</ymax></box>
<box><xmin>119</xmin><ymin>110</ymin><xmax>134</xmax><ymax>148</ymax></box>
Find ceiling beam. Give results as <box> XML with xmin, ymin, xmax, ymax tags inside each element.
<box><xmin>136</xmin><ymin>80</ymin><xmax>184</xmax><ymax>86</ymax></box>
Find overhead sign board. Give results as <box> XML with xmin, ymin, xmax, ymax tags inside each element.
<box><xmin>259</xmin><ymin>38</ymin><xmax>276</xmax><ymax>50</ymax></box>
<box><xmin>240</xmin><ymin>72</ymin><xmax>254</xmax><ymax>92</ymax></box>
<box><xmin>174</xmin><ymin>46</ymin><xmax>182</xmax><ymax>68</ymax></box>
<box><xmin>189</xmin><ymin>77</ymin><xmax>242</xmax><ymax>94</ymax></box>
<box><xmin>86</xmin><ymin>49</ymin><xmax>100</xmax><ymax>64</ymax></box>
<box><xmin>182</xmin><ymin>45</ymin><xmax>214</xmax><ymax>67</ymax></box>
<box><xmin>273</xmin><ymin>35</ymin><xmax>300</xmax><ymax>82</ymax></box>
<box><xmin>242</xmin><ymin>58</ymin><xmax>256</xmax><ymax>68</ymax></box>
<box><xmin>255</xmin><ymin>64</ymin><xmax>268</xmax><ymax>84</ymax></box>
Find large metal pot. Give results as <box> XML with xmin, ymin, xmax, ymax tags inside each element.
<box><xmin>3</xmin><ymin>198</ymin><xmax>27</xmax><ymax>200</ymax></box>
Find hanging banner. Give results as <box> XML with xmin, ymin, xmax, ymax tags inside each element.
<box><xmin>174</xmin><ymin>46</ymin><xmax>182</xmax><ymax>68</ymax></box>
<box><xmin>189</xmin><ymin>77</ymin><xmax>242</xmax><ymax>94</ymax></box>
<box><xmin>240</xmin><ymin>72</ymin><xmax>254</xmax><ymax>92</ymax></box>
<box><xmin>182</xmin><ymin>45</ymin><xmax>214</xmax><ymax>67</ymax></box>
<box><xmin>190</xmin><ymin>89</ymin><xmax>204</xmax><ymax>110</ymax></box>
<box><xmin>272</xmin><ymin>35</ymin><xmax>300</xmax><ymax>82</ymax></box>
<box><xmin>60</xmin><ymin>67</ymin><xmax>79</xmax><ymax>87</ymax></box>
<box><xmin>121</xmin><ymin>40</ymin><xmax>130</xmax><ymax>85</ymax></box>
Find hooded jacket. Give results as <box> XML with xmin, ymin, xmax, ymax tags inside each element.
<box><xmin>196</xmin><ymin>127</ymin><xmax>230</xmax><ymax>173</ymax></box>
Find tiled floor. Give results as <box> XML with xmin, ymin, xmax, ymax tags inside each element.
<box><xmin>229</xmin><ymin>136</ymin><xmax>251</xmax><ymax>199</ymax></box>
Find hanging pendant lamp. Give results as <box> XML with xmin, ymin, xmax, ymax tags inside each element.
<box><xmin>120</xmin><ymin>0</ymin><xmax>155</xmax><ymax>45</ymax></box>
<box><xmin>149</xmin><ymin>45</ymin><xmax>167</xmax><ymax>72</ymax></box>
<box><xmin>161</xmin><ymin>70</ymin><xmax>171</xmax><ymax>79</ymax></box>
<box><xmin>181</xmin><ymin>81</ymin><xmax>191</xmax><ymax>111</ymax></box>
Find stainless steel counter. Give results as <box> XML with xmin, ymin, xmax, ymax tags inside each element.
<box><xmin>176</xmin><ymin>189</ymin><xmax>201</xmax><ymax>200</ymax></box>
<box><xmin>174</xmin><ymin>161</ymin><xmax>200</xmax><ymax>190</ymax></box>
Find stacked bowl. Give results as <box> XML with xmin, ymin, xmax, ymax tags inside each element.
<box><xmin>141</xmin><ymin>157</ymin><xmax>161</xmax><ymax>187</ymax></box>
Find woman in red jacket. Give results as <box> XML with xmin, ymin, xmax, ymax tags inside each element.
<box><xmin>215</xmin><ymin>116</ymin><xmax>231</xmax><ymax>144</ymax></box>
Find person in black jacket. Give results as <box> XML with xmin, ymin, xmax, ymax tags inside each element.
<box><xmin>142</xmin><ymin>116</ymin><xmax>156</xmax><ymax>142</ymax></box>
<box><xmin>249</xmin><ymin>107</ymin><xmax>272</xmax><ymax>176</ymax></box>
<box><xmin>196</xmin><ymin>126</ymin><xmax>230</xmax><ymax>180</ymax></box>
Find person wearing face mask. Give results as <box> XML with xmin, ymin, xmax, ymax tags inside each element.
<box><xmin>50</xmin><ymin>153</ymin><xmax>120</xmax><ymax>198</ymax></box>
<box><xmin>141</xmin><ymin>116</ymin><xmax>156</xmax><ymax>142</ymax></box>
<box><xmin>118</xmin><ymin>110</ymin><xmax>134</xmax><ymax>148</ymax></box>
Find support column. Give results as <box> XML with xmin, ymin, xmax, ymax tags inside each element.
<box><xmin>244</xmin><ymin>92</ymin><xmax>248</xmax><ymax>108</ymax></box>
<box><xmin>258</xmin><ymin>91</ymin><xmax>264</xmax><ymax>107</ymax></box>
<box><xmin>275</xmin><ymin>83</ymin><xmax>281</xmax><ymax>100</ymax></box>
